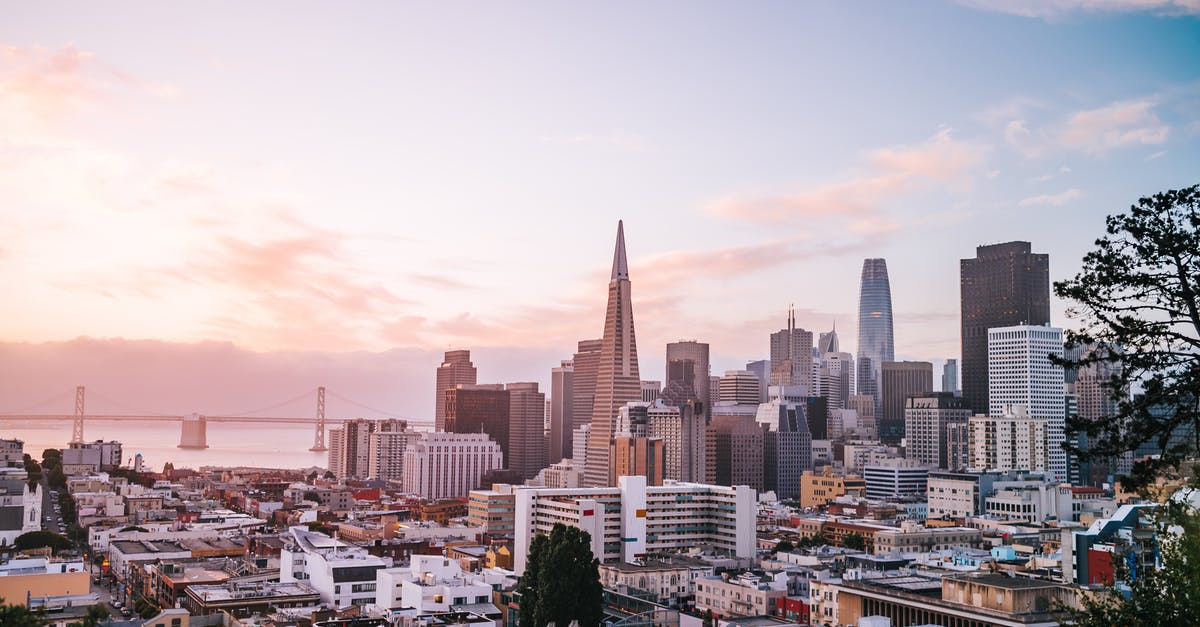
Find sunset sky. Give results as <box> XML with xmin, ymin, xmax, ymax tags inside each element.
<box><xmin>3</xmin><ymin>2</ymin><xmax>1199</xmax><ymax>417</ymax></box>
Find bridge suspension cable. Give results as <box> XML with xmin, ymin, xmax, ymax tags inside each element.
<box><xmin>0</xmin><ymin>389</ymin><xmax>74</xmax><ymax>416</ymax></box>
<box><xmin>211</xmin><ymin>388</ymin><xmax>319</xmax><ymax>418</ymax></box>
<box><xmin>324</xmin><ymin>389</ymin><xmax>429</xmax><ymax>424</ymax></box>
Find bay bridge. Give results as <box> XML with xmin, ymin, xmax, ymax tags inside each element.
<box><xmin>0</xmin><ymin>386</ymin><xmax>432</xmax><ymax>451</ymax></box>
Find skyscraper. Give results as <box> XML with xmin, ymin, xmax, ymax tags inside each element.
<box><xmin>880</xmin><ymin>361</ymin><xmax>934</xmax><ymax>443</ymax></box>
<box><xmin>665</xmin><ymin>340</ymin><xmax>710</xmax><ymax>416</ymax></box>
<box><xmin>571</xmin><ymin>339</ymin><xmax>603</xmax><ymax>448</ymax></box>
<box><xmin>988</xmin><ymin>324</ymin><xmax>1066</xmax><ymax>480</ymax></box>
<box><xmin>756</xmin><ymin>398</ymin><xmax>813</xmax><ymax>499</ymax></box>
<box><xmin>960</xmin><ymin>241</ymin><xmax>1050</xmax><ymax>415</ymax></box>
<box><xmin>435</xmin><ymin>350</ymin><xmax>477</xmax><ymax>431</ymax></box>
<box><xmin>857</xmin><ymin>259</ymin><xmax>895</xmax><ymax>416</ymax></box>
<box><xmin>444</xmin><ymin>384</ymin><xmax>510</xmax><ymax>461</ymax></box>
<box><xmin>584</xmin><ymin>221</ymin><xmax>642</xmax><ymax>487</ymax></box>
<box><xmin>904</xmin><ymin>392</ymin><xmax>970</xmax><ymax>469</ymax></box>
<box><xmin>718</xmin><ymin>370</ymin><xmax>762</xmax><ymax>405</ymax></box>
<box><xmin>770</xmin><ymin>307</ymin><xmax>813</xmax><ymax>391</ymax></box>
<box><xmin>942</xmin><ymin>359</ymin><xmax>959</xmax><ymax>395</ymax></box>
<box><xmin>507</xmin><ymin>382</ymin><xmax>547</xmax><ymax>480</ymax></box>
<box><xmin>549</xmin><ymin>360</ymin><xmax>574</xmax><ymax>464</ymax></box>
<box><xmin>745</xmin><ymin>360</ymin><xmax>770</xmax><ymax>402</ymax></box>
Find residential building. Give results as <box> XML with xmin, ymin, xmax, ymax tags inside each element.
<box><xmin>989</xmin><ymin>324</ymin><xmax>1066</xmax><ymax>480</ymax></box>
<box><xmin>857</xmin><ymin>258</ymin><xmax>895</xmax><ymax>418</ymax></box>
<box><xmin>644</xmin><ymin>398</ymin><xmax>705</xmax><ymax>483</ymax></box>
<box><xmin>367</xmin><ymin>424</ymin><xmax>419</xmax><ymax>483</ymax></box>
<box><xmin>513</xmin><ymin>475</ymin><xmax>756</xmax><ymax>574</ymax></box>
<box><xmin>467</xmin><ymin>484</ymin><xmax>516</xmax><ymax>537</ymax></box>
<box><xmin>695</xmin><ymin>571</ymin><xmax>788</xmax><ymax>618</ymax></box>
<box><xmin>435</xmin><ymin>350</ymin><xmax>477</xmax><ymax>431</ymax></box>
<box><xmin>403</xmin><ymin>432</ymin><xmax>504</xmax><ymax>500</ymax></box>
<box><xmin>507</xmin><ymin>382</ymin><xmax>547</xmax><ymax>480</ymax></box>
<box><xmin>928</xmin><ymin>471</ymin><xmax>993</xmax><ymax>520</ymax></box>
<box><xmin>800</xmin><ymin>469</ymin><xmax>865</xmax><ymax>508</ymax></box>
<box><xmin>329</xmin><ymin>419</ymin><xmax>406</xmax><ymax>480</ymax></box>
<box><xmin>585</xmin><ymin>221</ymin><xmax>643</xmax><ymax>488</ymax></box>
<box><xmin>880</xmin><ymin>361</ymin><xmax>933</xmax><ymax>444</ymax></box>
<box><xmin>707</xmin><ymin>411</ymin><xmax>764</xmax><ymax>491</ymax></box>
<box><xmin>872</xmin><ymin>521</ymin><xmax>983</xmax><ymax>554</ymax></box>
<box><xmin>0</xmin><ymin>439</ymin><xmax>22</xmax><ymax>468</ymax></box>
<box><xmin>280</xmin><ymin>526</ymin><xmax>388</xmax><ymax>608</ymax></box>
<box><xmin>863</xmin><ymin>458</ymin><xmax>928</xmax><ymax>500</ymax></box>
<box><xmin>945</xmin><ymin>421</ymin><xmax>971</xmax><ymax>471</ymax></box>
<box><xmin>904</xmin><ymin>393</ymin><xmax>971</xmax><ymax>469</ymax></box>
<box><xmin>718</xmin><ymin>370</ymin><xmax>763</xmax><ymax>406</ymax></box>
<box><xmin>549</xmin><ymin>360</ymin><xmax>574</xmax><ymax>465</ymax></box>
<box><xmin>960</xmin><ymin>241</ymin><xmax>1051</xmax><ymax>415</ymax></box>
<box><xmin>598</xmin><ymin>557</ymin><xmax>715</xmax><ymax>608</ymax></box>
<box><xmin>63</xmin><ymin>440</ymin><xmax>122</xmax><ymax>473</ymax></box>
<box><xmin>183</xmin><ymin>581</ymin><xmax>321</xmax><ymax>617</ymax></box>
<box><xmin>375</xmin><ymin>555</ymin><xmax>495</xmax><ymax>611</ymax></box>
<box><xmin>0</xmin><ymin>475</ymin><xmax>41</xmax><ymax>545</ymax></box>
<box><xmin>847</xmin><ymin>395</ymin><xmax>876</xmax><ymax>440</ymax></box>
<box><xmin>968</xmin><ymin>405</ymin><xmax>1049</xmax><ymax>474</ymax></box>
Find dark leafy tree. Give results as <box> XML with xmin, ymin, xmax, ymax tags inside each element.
<box><xmin>0</xmin><ymin>599</ymin><xmax>44</xmax><ymax>626</ymax></box>
<box><xmin>15</xmin><ymin>530</ymin><xmax>73</xmax><ymax>553</ymax></box>
<box><xmin>534</xmin><ymin>524</ymin><xmax>604</xmax><ymax>627</ymax></box>
<box><xmin>516</xmin><ymin>524</ymin><xmax>604</xmax><ymax>627</ymax></box>
<box><xmin>842</xmin><ymin>532</ymin><xmax>866</xmax><ymax>551</ymax></box>
<box><xmin>773</xmin><ymin>539</ymin><xmax>794</xmax><ymax>554</ymax></box>
<box><xmin>1054</xmin><ymin>184</ymin><xmax>1200</xmax><ymax>489</ymax></box>
<box><xmin>515</xmin><ymin>532</ymin><xmax>547</xmax><ymax>627</ymax></box>
<box><xmin>701</xmin><ymin>608</ymin><xmax>716</xmax><ymax>627</ymax></box>
<box><xmin>70</xmin><ymin>603</ymin><xmax>110</xmax><ymax>627</ymax></box>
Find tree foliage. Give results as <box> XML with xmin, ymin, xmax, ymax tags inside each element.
<box><xmin>773</xmin><ymin>539</ymin><xmax>795</xmax><ymax>554</ymax></box>
<box><xmin>1054</xmin><ymin>185</ymin><xmax>1200</xmax><ymax>489</ymax></box>
<box><xmin>69</xmin><ymin>603</ymin><xmax>110</xmax><ymax>627</ymax></box>
<box><xmin>516</xmin><ymin>523</ymin><xmax>604</xmax><ymax>627</ymax></box>
<box><xmin>15</xmin><ymin>530</ymin><xmax>73</xmax><ymax>553</ymax></box>
<box><xmin>842</xmin><ymin>532</ymin><xmax>866</xmax><ymax>551</ymax></box>
<box><xmin>0</xmin><ymin>599</ymin><xmax>45</xmax><ymax>627</ymax></box>
<box><xmin>1065</xmin><ymin>491</ymin><xmax>1200</xmax><ymax>625</ymax></box>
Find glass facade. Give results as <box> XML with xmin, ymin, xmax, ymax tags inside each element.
<box><xmin>856</xmin><ymin>258</ymin><xmax>895</xmax><ymax>415</ymax></box>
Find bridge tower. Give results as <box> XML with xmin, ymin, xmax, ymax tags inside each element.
<box><xmin>71</xmin><ymin>386</ymin><xmax>85</xmax><ymax>444</ymax></box>
<box><xmin>310</xmin><ymin>386</ymin><xmax>328</xmax><ymax>451</ymax></box>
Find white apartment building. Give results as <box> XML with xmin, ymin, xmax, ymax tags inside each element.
<box><xmin>598</xmin><ymin>557</ymin><xmax>714</xmax><ymax>607</ymax></box>
<box><xmin>988</xmin><ymin>325</ymin><xmax>1066</xmax><ymax>481</ymax></box>
<box><xmin>0</xmin><ymin>475</ymin><xmax>41</xmax><ymax>545</ymax></box>
<box><xmin>402</xmin><ymin>432</ymin><xmax>503</xmax><ymax>500</ymax></box>
<box><xmin>863</xmin><ymin>458</ymin><xmax>928</xmax><ymax>500</ymax></box>
<box><xmin>280</xmin><ymin>526</ymin><xmax>389</xmax><ymax>608</ymax></box>
<box><xmin>695</xmin><ymin>571</ymin><xmax>788</xmax><ymax>618</ymax></box>
<box><xmin>374</xmin><ymin>555</ymin><xmax>494</xmax><ymax>611</ymax></box>
<box><xmin>646</xmin><ymin>401</ymin><xmax>707</xmax><ymax>483</ymax></box>
<box><xmin>513</xmin><ymin>475</ymin><xmax>755</xmax><ymax>574</ymax></box>
<box><xmin>968</xmin><ymin>405</ymin><xmax>1049</xmax><ymax>474</ymax></box>
<box><xmin>367</xmin><ymin>429</ymin><xmax>421</xmax><ymax>483</ymax></box>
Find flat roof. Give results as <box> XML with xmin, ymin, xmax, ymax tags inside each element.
<box><xmin>944</xmin><ymin>573</ymin><xmax>1063</xmax><ymax>590</ymax></box>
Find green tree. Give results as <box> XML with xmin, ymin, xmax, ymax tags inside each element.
<box><xmin>516</xmin><ymin>524</ymin><xmax>604</xmax><ymax>627</ymax></box>
<box><xmin>842</xmin><ymin>532</ymin><xmax>866</xmax><ymax>551</ymax></box>
<box><xmin>0</xmin><ymin>599</ymin><xmax>44</xmax><ymax>627</ymax></box>
<box><xmin>69</xmin><ymin>603</ymin><xmax>110</xmax><ymax>627</ymax></box>
<box><xmin>1054</xmin><ymin>184</ymin><xmax>1200</xmax><ymax>489</ymax></box>
<box><xmin>773</xmin><ymin>539</ymin><xmax>794</xmax><ymax>554</ymax></box>
<box><xmin>15</xmin><ymin>530</ymin><xmax>73</xmax><ymax>553</ymax></box>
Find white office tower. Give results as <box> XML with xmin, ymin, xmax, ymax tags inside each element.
<box><xmin>718</xmin><ymin>370</ymin><xmax>762</xmax><ymax>405</ymax></box>
<box><xmin>513</xmin><ymin>475</ymin><xmax>755</xmax><ymax>574</ymax></box>
<box><xmin>988</xmin><ymin>325</ymin><xmax>1066</xmax><ymax>480</ymax></box>
<box><xmin>968</xmin><ymin>405</ymin><xmax>1049</xmax><ymax>474</ymax></box>
<box><xmin>816</xmin><ymin>351</ymin><xmax>855</xmax><ymax>410</ymax></box>
<box><xmin>402</xmin><ymin>432</ymin><xmax>504</xmax><ymax>499</ymax></box>
<box><xmin>571</xmin><ymin>424</ymin><xmax>592</xmax><ymax>471</ymax></box>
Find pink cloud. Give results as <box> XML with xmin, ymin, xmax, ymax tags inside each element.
<box><xmin>1058</xmin><ymin>99</ymin><xmax>1169</xmax><ymax>154</ymax></box>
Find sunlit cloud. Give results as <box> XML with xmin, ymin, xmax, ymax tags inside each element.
<box><xmin>1003</xmin><ymin>98</ymin><xmax>1170</xmax><ymax>157</ymax></box>
<box><xmin>1018</xmin><ymin>188</ymin><xmax>1083</xmax><ymax>207</ymax></box>
<box><xmin>958</xmin><ymin>0</ymin><xmax>1200</xmax><ymax>19</ymax></box>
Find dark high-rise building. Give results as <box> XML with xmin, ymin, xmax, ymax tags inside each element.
<box><xmin>549</xmin><ymin>361</ymin><xmax>574</xmax><ymax>464</ymax></box>
<box><xmin>707</xmin><ymin>414</ymin><xmax>764</xmax><ymax>491</ymax></box>
<box><xmin>857</xmin><ymin>259</ymin><xmax>895</xmax><ymax>416</ymax></box>
<box><xmin>960</xmin><ymin>241</ymin><xmax>1050</xmax><ymax>414</ymax></box>
<box><xmin>507</xmin><ymin>382</ymin><xmax>547</xmax><ymax>480</ymax></box>
<box><xmin>665</xmin><ymin>340</ymin><xmax>710</xmax><ymax>417</ymax></box>
<box><xmin>444</xmin><ymin>384</ymin><xmax>509</xmax><ymax>461</ymax></box>
<box><xmin>758</xmin><ymin>400</ymin><xmax>813</xmax><ymax>500</ymax></box>
<box><xmin>584</xmin><ymin>221</ymin><xmax>642</xmax><ymax>487</ymax></box>
<box><xmin>880</xmin><ymin>361</ymin><xmax>933</xmax><ymax>443</ymax></box>
<box><xmin>435</xmin><ymin>350</ymin><xmax>477</xmax><ymax>431</ymax></box>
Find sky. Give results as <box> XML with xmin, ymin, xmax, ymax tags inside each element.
<box><xmin>1</xmin><ymin>1</ymin><xmax>1198</xmax><ymax>419</ymax></box>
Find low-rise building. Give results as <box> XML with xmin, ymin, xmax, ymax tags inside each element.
<box><xmin>695</xmin><ymin>571</ymin><xmax>788</xmax><ymax>618</ymax></box>
<box><xmin>800</xmin><ymin>469</ymin><xmax>865</xmax><ymax>509</ymax></box>
<box><xmin>280</xmin><ymin>526</ymin><xmax>390</xmax><ymax>608</ymax></box>
<box><xmin>598</xmin><ymin>556</ymin><xmax>714</xmax><ymax>607</ymax></box>
<box><xmin>183</xmin><ymin>580</ymin><xmax>322</xmax><ymax>617</ymax></box>
<box><xmin>375</xmin><ymin>555</ymin><xmax>496</xmax><ymax>612</ymax></box>
<box><xmin>467</xmin><ymin>484</ymin><xmax>516</xmax><ymax>537</ymax></box>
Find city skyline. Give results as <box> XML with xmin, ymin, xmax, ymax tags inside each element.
<box><xmin>2</xmin><ymin>3</ymin><xmax>1199</xmax><ymax>419</ymax></box>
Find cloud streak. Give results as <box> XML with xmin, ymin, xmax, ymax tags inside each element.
<box><xmin>958</xmin><ymin>0</ymin><xmax>1200</xmax><ymax>19</ymax></box>
<box><xmin>1018</xmin><ymin>188</ymin><xmax>1082</xmax><ymax>207</ymax></box>
<box><xmin>1004</xmin><ymin>98</ymin><xmax>1170</xmax><ymax>157</ymax></box>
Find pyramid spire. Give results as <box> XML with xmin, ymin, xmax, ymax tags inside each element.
<box><xmin>611</xmin><ymin>220</ymin><xmax>629</xmax><ymax>280</ymax></box>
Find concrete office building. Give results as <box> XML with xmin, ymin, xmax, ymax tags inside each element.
<box><xmin>904</xmin><ymin>393</ymin><xmax>971</xmax><ymax>469</ymax></box>
<box><xmin>770</xmin><ymin>307</ymin><xmax>813</xmax><ymax>391</ymax></box>
<box><xmin>445</xmin><ymin>384</ymin><xmax>510</xmax><ymax>463</ymax></box>
<box><xmin>435</xmin><ymin>350</ymin><xmax>477</xmax><ymax>431</ymax></box>
<box><xmin>847</xmin><ymin>394</ymin><xmax>877</xmax><ymax>440</ymax></box>
<box><xmin>611</xmin><ymin>436</ymin><xmax>665</xmax><ymax>486</ymax></box>
<box><xmin>707</xmin><ymin>409</ymin><xmax>764</xmax><ymax>491</ymax></box>
<box><xmin>665</xmin><ymin>340</ymin><xmax>710</xmax><ymax>416</ymax></box>
<box><xmin>816</xmin><ymin>351</ymin><xmax>855</xmax><ymax>410</ymax></box>
<box><xmin>968</xmin><ymin>405</ymin><xmax>1049</xmax><ymax>474</ymax></box>
<box><xmin>718</xmin><ymin>370</ymin><xmax>762</xmax><ymax>405</ymax></box>
<box><xmin>960</xmin><ymin>241</ymin><xmax>1050</xmax><ymax>415</ymax></box>
<box><xmin>403</xmin><ymin>432</ymin><xmax>504</xmax><ymax>500</ymax></box>
<box><xmin>988</xmin><ymin>324</ymin><xmax>1066</xmax><ymax>480</ymax></box>
<box><xmin>646</xmin><ymin>397</ymin><xmax>706</xmax><ymax>484</ymax></box>
<box><xmin>507</xmin><ymin>382</ymin><xmax>547</xmax><ymax>480</ymax></box>
<box><xmin>744</xmin><ymin>360</ymin><xmax>770</xmax><ymax>402</ymax></box>
<box><xmin>572</xmin><ymin>339</ymin><xmax>603</xmax><ymax>456</ymax></box>
<box><xmin>942</xmin><ymin>359</ymin><xmax>959</xmax><ymax>395</ymax></box>
<box><xmin>585</xmin><ymin>221</ymin><xmax>643</xmax><ymax>487</ymax></box>
<box><xmin>549</xmin><ymin>360</ymin><xmax>574</xmax><ymax>465</ymax></box>
<box><xmin>864</xmin><ymin>458</ymin><xmax>929</xmax><ymax>500</ymax></box>
<box><xmin>641</xmin><ymin>381</ymin><xmax>661</xmax><ymax>403</ymax></box>
<box><xmin>756</xmin><ymin>398</ymin><xmax>813</xmax><ymax>499</ymax></box>
<box><xmin>513</xmin><ymin>475</ymin><xmax>756</xmax><ymax>574</ymax></box>
<box><xmin>857</xmin><ymin>258</ymin><xmax>895</xmax><ymax>417</ymax></box>
<box><xmin>880</xmin><ymin>361</ymin><xmax>933</xmax><ymax>444</ymax></box>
